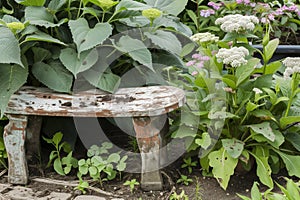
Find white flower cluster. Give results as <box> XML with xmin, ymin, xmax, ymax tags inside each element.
<box><xmin>216</xmin><ymin>47</ymin><xmax>249</xmax><ymax>67</ymax></box>
<box><xmin>282</xmin><ymin>57</ymin><xmax>300</xmax><ymax>79</ymax></box>
<box><xmin>215</xmin><ymin>14</ymin><xmax>259</xmax><ymax>33</ymax></box>
<box><xmin>190</xmin><ymin>32</ymin><xmax>219</xmax><ymax>43</ymax></box>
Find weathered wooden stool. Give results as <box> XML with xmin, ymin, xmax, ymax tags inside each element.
<box><xmin>4</xmin><ymin>86</ymin><xmax>185</xmax><ymax>190</ymax></box>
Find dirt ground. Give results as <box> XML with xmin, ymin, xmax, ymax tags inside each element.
<box><xmin>0</xmin><ymin>156</ymin><xmax>291</xmax><ymax>200</ymax></box>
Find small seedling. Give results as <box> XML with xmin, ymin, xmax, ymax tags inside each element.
<box><xmin>43</xmin><ymin>132</ymin><xmax>77</xmax><ymax>175</ymax></box>
<box><xmin>181</xmin><ymin>157</ymin><xmax>197</xmax><ymax>174</ymax></box>
<box><xmin>123</xmin><ymin>179</ymin><xmax>140</xmax><ymax>193</ymax></box>
<box><xmin>193</xmin><ymin>177</ymin><xmax>203</xmax><ymax>200</ymax></box>
<box><xmin>177</xmin><ymin>175</ymin><xmax>193</xmax><ymax>186</ymax></box>
<box><xmin>170</xmin><ymin>189</ymin><xmax>189</xmax><ymax>200</ymax></box>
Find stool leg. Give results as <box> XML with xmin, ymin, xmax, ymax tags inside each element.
<box><xmin>3</xmin><ymin>114</ymin><xmax>28</xmax><ymax>184</ymax></box>
<box><xmin>133</xmin><ymin>116</ymin><xmax>163</xmax><ymax>191</ymax></box>
<box><xmin>26</xmin><ymin>116</ymin><xmax>42</xmax><ymax>160</ymax></box>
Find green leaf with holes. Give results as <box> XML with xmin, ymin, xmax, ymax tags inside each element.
<box><xmin>69</xmin><ymin>18</ymin><xmax>112</xmax><ymax>55</ymax></box>
<box><xmin>60</xmin><ymin>48</ymin><xmax>98</xmax><ymax>78</ymax></box>
<box><xmin>222</xmin><ymin>138</ymin><xmax>244</xmax><ymax>159</ymax></box>
<box><xmin>250</xmin><ymin>147</ymin><xmax>273</xmax><ymax>189</ymax></box>
<box><xmin>247</xmin><ymin>122</ymin><xmax>275</xmax><ymax>142</ymax></box>
<box><xmin>208</xmin><ymin>148</ymin><xmax>238</xmax><ymax>190</ymax></box>
<box><xmin>0</xmin><ymin>64</ymin><xmax>28</xmax><ymax>117</ymax></box>
<box><xmin>0</xmin><ymin>27</ymin><xmax>23</xmax><ymax>67</ymax></box>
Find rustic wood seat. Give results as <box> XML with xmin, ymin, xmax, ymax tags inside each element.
<box><xmin>4</xmin><ymin>86</ymin><xmax>185</xmax><ymax>190</ymax></box>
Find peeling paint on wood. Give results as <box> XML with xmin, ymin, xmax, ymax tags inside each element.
<box><xmin>6</xmin><ymin>86</ymin><xmax>186</xmax><ymax>117</ymax></box>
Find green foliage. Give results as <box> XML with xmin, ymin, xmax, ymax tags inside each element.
<box><xmin>170</xmin><ymin>189</ymin><xmax>189</xmax><ymax>200</ymax></box>
<box><xmin>0</xmin><ymin>117</ymin><xmax>8</xmax><ymax>169</ymax></box>
<box><xmin>177</xmin><ymin>175</ymin><xmax>193</xmax><ymax>186</ymax></box>
<box><xmin>77</xmin><ymin>142</ymin><xmax>128</xmax><ymax>189</ymax></box>
<box><xmin>181</xmin><ymin>157</ymin><xmax>197</xmax><ymax>174</ymax></box>
<box><xmin>169</xmin><ymin>19</ymin><xmax>300</xmax><ymax>190</ymax></box>
<box><xmin>123</xmin><ymin>179</ymin><xmax>140</xmax><ymax>193</ymax></box>
<box><xmin>43</xmin><ymin>132</ymin><xmax>77</xmax><ymax>176</ymax></box>
<box><xmin>0</xmin><ymin>0</ymin><xmax>190</xmax><ymax>116</ymax></box>
<box><xmin>237</xmin><ymin>178</ymin><xmax>300</xmax><ymax>200</ymax></box>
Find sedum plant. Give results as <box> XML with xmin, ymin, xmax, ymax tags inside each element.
<box><xmin>169</xmin><ymin>13</ymin><xmax>300</xmax><ymax>190</ymax></box>
<box><xmin>0</xmin><ymin>0</ymin><xmax>191</xmax><ymax>117</ymax></box>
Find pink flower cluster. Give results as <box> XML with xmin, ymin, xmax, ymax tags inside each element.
<box><xmin>186</xmin><ymin>54</ymin><xmax>210</xmax><ymax>76</ymax></box>
<box><xmin>200</xmin><ymin>9</ymin><xmax>215</xmax><ymax>17</ymax></box>
<box><xmin>208</xmin><ymin>2</ymin><xmax>222</xmax><ymax>10</ymax></box>
<box><xmin>260</xmin><ymin>4</ymin><xmax>300</xmax><ymax>24</ymax></box>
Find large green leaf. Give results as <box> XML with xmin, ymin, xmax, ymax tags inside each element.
<box><xmin>236</xmin><ymin>58</ymin><xmax>260</xmax><ymax>86</ymax></box>
<box><xmin>144</xmin><ymin>30</ymin><xmax>182</xmax><ymax>55</ymax></box>
<box><xmin>23</xmin><ymin>31</ymin><xmax>66</xmax><ymax>46</ymax></box>
<box><xmin>222</xmin><ymin>138</ymin><xmax>244</xmax><ymax>159</ymax></box>
<box><xmin>113</xmin><ymin>35</ymin><xmax>153</xmax><ymax>70</ymax></box>
<box><xmin>144</xmin><ymin>0</ymin><xmax>188</xmax><ymax>16</ymax></box>
<box><xmin>32</xmin><ymin>61</ymin><xmax>73</xmax><ymax>93</ymax></box>
<box><xmin>208</xmin><ymin>148</ymin><xmax>238</xmax><ymax>190</ymax></box>
<box><xmin>250</xmin><ymin>147</ymin><xmax>273</xmax><ymax>189</ymax></box>
<box><xmin>247</xmin><ymin>122</ymin><xmax>275</xmax><ymax>142</ymax></box>
<box><xmin>0</xmin><ymin>64</ymin><xmax>28</xmax><ymax>117</ymax></box>
<box><xmin>264</xmin><ymin>39</ymin><xmax>279</xmax><ymax>62</ymax></box>
<box><xmin>82</xmin><ymin>70</ymin><xmax>121</xmax><ymax>93</ymax></box>
<box><xmin>273</xmin><ymin>149</ymin><xmax>300</xmax><ymax>178</ymax></box>
<box><xmin>69</xmin><ymin>19</ymin><xmax>112</xmax><ymax>55</ymax></box>
<box><xmin>14</xmin><ymin>0</ymin><xmax>45</xmax><ymax>6</ymax></box>
<box><xmin>60</xmin><ymin>48</ymin><xmax>98</xmax><ymax>78</ymax></box>
<box><xmin>0</xmin><ymin>27</ymin><xmax>23</xmax><ymax>67</ymax></box>
<box><xmin>24</xmin><ymin>6</ymin><xmax>67</xmax><ymax>28</ymax></box>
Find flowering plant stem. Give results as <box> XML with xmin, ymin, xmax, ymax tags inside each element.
<box><xmin>285</xmin><ymin>73</ymin><xmax>299</xmax><ymax>117</ymax></box>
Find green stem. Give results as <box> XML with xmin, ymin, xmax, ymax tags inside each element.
<box><xmin>76</xmin><ymin>0</ymin><xmax>83</xmax><ymax>19</ymax></box>
<box><xmin>101</xmin><ymin>11</ymin><xmax>106</xmax><ymax>23</ymax></box>
<box><xmin>240</xmin><ymin>111</ymin><xmax>249</xmax><ymax>125</ymax></box>
<box><xmin>284</xmin><ymin>73</ymin><xmax>297</xmax><ymax>117</ymax></box>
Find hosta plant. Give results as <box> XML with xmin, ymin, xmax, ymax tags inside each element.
<box><xmin>0</xmin><ymin>0</ymin><xmax>191</xmax><ymax>117</ymax></box>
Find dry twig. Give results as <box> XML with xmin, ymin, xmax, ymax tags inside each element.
<box><xmin>32</xmin><ymin>177</ymin><xmax>118</xmax><ymax>197</ymax></box>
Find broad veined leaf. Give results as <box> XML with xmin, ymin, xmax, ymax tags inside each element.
<box><xmin>25</xmin><ymin>6</ymin><xmax>67</xmax><ymax>28</ymax></box>
<box><xmin>32</xmin><ymin>61</ymin><xmax>73</xmax><ymax>93</ymax></box>
<box><xmin>0</xmin><ymin>64</ymin><xmax>28</xmax><ymax>117</ymax></box>
<box><xmin>236</xmin><ymin>58</ymin><xmax>260</xmax><ymax>86</ymax></box>
<box><xmin>208</xmin><ymin>148</ymin><xmax>238</xmax><ymax>190</ymax></box>
<box><xmin>69</xmin><ymin>18</ymin><xmax>112</xmax><ymax>55</ymax></box>
<box><xmin>113</xmin><ymin>35</ymin><xmax>153</xmax><ymax>70</ymax></box>
<box><xmin>222</xmin><ymin>138</ymin><xmax>244</xmax><ymax>159</ymax></box>
<box><xmin>273</xmin><ymin>149</ymin><xmax>300</xmax><ymax>178</ymax></box>
<box><xmin>144</xmin><ymin>0</ymin><xmax>188</xmax><ymax>16</ymax></box>
<box><xmin>60</xmin><ymin>48</ymin><xmax>98</xmax><ymax>78</ymax></box>
<box><xmin>54</xmin><ymin>158</ymin><xmax>65</xmax><ymax>175</ymax></box>
<box><xmin>144</xmin><ymin>30</ymin><xmax>182</xmax><ymax>55</ymax></box>
<box><xmin>14</xmin><ymin>0</ymin><xmax>45</xmax><ymax>6</ymax></box>
<box><xmin>32</xmin><ymin>47</ymin><xmax>52</xmax><ymax>63</ymax></box>
<box><xmin>0</xmin><ymin>27</ymin><xmax>23</xmax><ymax>67</ymax></box>
<box><xmin>82</xmin><ymin>69</ymin><xmax>121</xmax><ymax>93</ymax></box>
<box><xmin>247</xmin><ymin>122</ymin><xmax>275</xmax><ymax>142</ymax></box>
<box><xmin>153</xmin><ymin>15</ymin><xmax>192</xmax><ymax>36</ymax></box>
<box><xmin>250</xmin><ymin>147</ymin><xmax>273</xmax><ymax>189</ymax></box>
<box><xmin>23</xmin><ymin>31</ymin><xmax>67</xmax><ymax>46</ymax></box>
